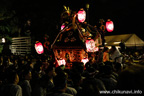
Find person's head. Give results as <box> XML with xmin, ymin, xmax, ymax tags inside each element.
<box><xmin>55</xmin><ymin>66</ymin><xmax>65</xmax><ymax>76</ymax></box>
<box><xmin>110</xmin><ymin>46</ymin><xmax>116</xmax><ymax>52</ymax></box>
<box><xmin>85</xmin><ymin>61</ymin><xmax>91</xmax><ymax>70</ymax></box>
<box><xmin>72</xmin><ymin>62</ymin><xmax>84</xmax><ymax>74</ymax></box>
<box><xmin>71</xmin><ymin>72</ymin><xmax>82</xmax><ymax>86</ymax></box>
<box><xmin>40</xmin><ymin>75</ymin><xmax>50</xmax><ymax>88</ymax></box>
<box><xmin>7</xmin><ymin>70</ymin><xmax>19</xmax><ymax>84</ymax></box>
<box><xmin>45</xmin><ymin>64</ymin><xmax>56</xmax><ymax>78</ymax></box>
<box><xmin>33</xmin><ymin>60</ymin><xmax>43</xmax><ymax>72</ymax></box>
<box><xmin>113</xmin><ymin>62</ymin><xmax>123</xmax><ymax>73</ymax></box>
<box><xmin>111</xmin><ymin>46</ymin><xmax>116</xmax><ymax>50</ymax></box>
<box><xmin>13</xmin><ymin>59</ymin><xmax>18</xmax><ymax>65</ymax></box>
<box><xmin>22</xmin><ymin>69</ymin><xmax>32</xmax><ymax>80</ymax></box>
<box><xmin>103</xmin><ymin>64</ymin><xmax>113</xmax><ymax>75</ymax></box>
<box><xmin>53</xmin><ymin>74</ymin><xmax>67</xmax><ymax>92</ymax></box>
<box><xmin>103</xmin><ymin>47</ymin><xmax>109</xmax><ymax>52</ymax></box>
<box><xmin>81</xmin><ymin>79</ymin><xmax>100</xmax><ymax>96</ymax></box>
<box><xmin>21</xmin><ymin>59</ymin><xmax>25</xmax><ymax>65</ymax></box>
<box><xmin>87</xmin><ymin>67</ymin><xmax>98</xmax><ymax>78</ymax></box>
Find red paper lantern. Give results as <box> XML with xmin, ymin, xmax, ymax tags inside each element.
<box><xmin>86</xmin><ymin>39</ymin><xmax>97</xmax><ymax>52</ymax></box>
<box><xmin>61</xmin><ymin>23</ymin><xmax>65</xmax><ymax>30</ymax></box>
<box><xmin>35</xmin><ymin>41</ymin><xmax>44</xmax><ymax>54</ymax></box>
<box><xmin>81</xmin><ymin>58</ymin><xmax>89</xmax><ymax>65</ymax></box>
<box><xmin>106</xmin><ymin>19</ymin><xmax>114</xmax><ymax>32</ymax></box>
<box><xmin>77</xmin><ymin>9</ymin><xmax>86</xmax><ymax>23</ymax></box>
<box><xmin>57</xmin><ymin>58</ymin><xmax>66</xmax><ymax>66</ymax></box>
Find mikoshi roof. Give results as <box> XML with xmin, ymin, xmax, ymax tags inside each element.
<box><xmin>52</xmin><ymin>27</ymin><xmax>86</xmax><ymax>49</ymax></box>
<box><xmin>51</xmin><ymin>21</ymin><xmax>99</xmax><ymax>49</ymax></box>
<box><xmin>104</xmin><ymin>34</ymin><xmax>144</xmax><ymax>47</ymax></box>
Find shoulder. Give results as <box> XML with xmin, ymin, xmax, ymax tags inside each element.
<box><xmin>20</xmin><ymin>80</ymin><xmax>30</xmax><ymax>86</ymax></box>
<box><xmin>66</xmin><ymin>87</ymin><xmax>77</xmax><ymax>95</ymax></box>
<box><xmin>11</xmin><ymin>84</ymin><xmax>22</xmax><ymax>90</ymax></box>
<box><xmin>10</xmin><ymin>84</ymin><xmax>22</xmax><ymax>94</ymax></box>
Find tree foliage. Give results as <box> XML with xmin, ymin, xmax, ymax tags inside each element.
<box><xmin>0</xmin><ymin>7</ymin><xmax>20</xmax><ymax>35</ymax></box>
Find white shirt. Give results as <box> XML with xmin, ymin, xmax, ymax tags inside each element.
<box><xmin>10</xmin><ymin>84</ymin><xmax>22</xmax><ymax>96</ymax></box>
<box><xmin>110</xmin><ymin>49</ymin><xmax>122</xmax><ymax>63</ymax></box>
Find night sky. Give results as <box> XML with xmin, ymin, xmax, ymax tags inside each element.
<box><xmin>1</xmin><ymin>0</ymin><xmax>144</xmax><ymax>41</ymax></box>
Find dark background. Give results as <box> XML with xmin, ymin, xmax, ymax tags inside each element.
<box><xmin>1</xmin><ymin>0</ymin><xmax>144</xmax><ymax>42</ymax></box>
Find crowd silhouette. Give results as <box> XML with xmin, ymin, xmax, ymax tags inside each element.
<box><xmin>0</xmin><ymin>46</ymin><xmax>144</xmax><ymax>96</ymax></box>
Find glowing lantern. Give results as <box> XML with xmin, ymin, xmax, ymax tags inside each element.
<box><xmin>81</xmin><ymin>58</ymin><xmax>89</xmax><ymax>65</ymax></box>
<box><xmin>61</xmin><ymin>23</ymin><xmax>65</xmax><ymax>30</ymax></box>
<box><xmin>57</xmin><ymin>58</ymin><xmax>66</xmax><ymax>66</ymax></box>
<box><xmin>95</xmin><ymin>47</ymin><xmax>99</xmax><ymax>51</ymax></box>
<box><xmin>77</xmin><ymin>8</ymin><xmax>86</xmax><ymax>23</ymax></box>
<box><xmin>86</xmin><ymin>39</ymin><xmax>97</xmax><ymax>52</ymax></box>
<box><xmin>106</xmin><ymin>19</ymin><xmax>114</xmax><ymax>32</ymax></box>
<box><xmin>2</xmin><ymin>38</ymin><xmax>5</xmax><ymax>43</ymax></box>
<box><xmin>35</xmin><ymin>41</ymin><xmax>44</xmax><ymax>54</ymax></box>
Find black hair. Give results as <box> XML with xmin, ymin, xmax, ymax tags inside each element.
<box><xmin>33</xmin><ymin>60</ymin><xmax>43</xmax><ymax>72</ymax></box>
<box><xmin>22</xmin><ymin>69</ymin><xmax>31</xmax><ymax>77</ymax></box>
<box><xmin>112</xmin><ymin>46</ymin><xmax>116</xmax><ymax>50</ymax></box>
<box><xmin>45</xmin><ymin>64</ymin><xmax>55</xmax><ymax>74</ymax></box>
<box><xmin>103</xmin><ymin>47</ymin><xmax>109</xmax><ymax>52</ymax></box>
<box><xmin>53</xmin><ymin>74</ymin><xmax>67</xmax><ymax>89</ymax></box>
<box><xmin>7</xmin><ymin>70</ymin><xmax>18</xmax><ymax>83</ymax></box>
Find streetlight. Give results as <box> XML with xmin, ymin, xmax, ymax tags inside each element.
<box><xmin>2</xmin><ymin>37</ymin><xmax>6</xmax><ymax>43</ymax></box>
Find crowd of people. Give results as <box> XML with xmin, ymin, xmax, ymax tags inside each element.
<box><xmin>0</xmin><ymin>46</ymin><xmax>144</xmax><ymax>96</ymax></box>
